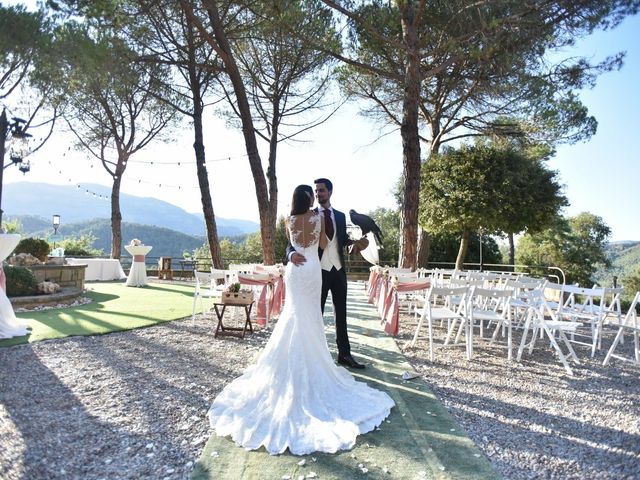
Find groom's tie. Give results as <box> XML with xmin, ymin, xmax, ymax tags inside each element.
<box><xmin>324</xmin><ymin>208</ymin><xmax>334</xmax><ymax>240</ymax></box>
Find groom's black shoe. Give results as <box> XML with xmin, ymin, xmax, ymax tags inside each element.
<box><xmin>337</xmin><ymin>354</ymin><xmax>365</xmax><ymax>369</ymax></box>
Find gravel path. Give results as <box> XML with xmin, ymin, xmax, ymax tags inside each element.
<box><xmin>0</xmin><ymin>312</ymin><xmax>271</xmax><ymax>480</ymax></box>
<box><xmin>1</xmin><ymin>302</ymin><xmax>639</xmax><ymax>479</ymax></box>
<box><xmin>396</xmin><ymin>318</ymin><xmax>640</xmax><ymax>480</ymax></box>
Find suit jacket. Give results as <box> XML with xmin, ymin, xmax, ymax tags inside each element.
<box><xmin>284</xmin><ymin>208</ymin><xmax>352</xmax><ymax>266</ymax></box>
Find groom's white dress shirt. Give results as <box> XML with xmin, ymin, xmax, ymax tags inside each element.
<box><xmin>320</xmin><ymin>207</ymin><xmax>342</xmax><ymax>272</ymax></box>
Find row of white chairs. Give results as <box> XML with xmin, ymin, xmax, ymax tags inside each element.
<box><xmin>396</xmin><ymin>273</ymin><xmax>637</xmax><ymax>374</ymax></box>
<box><xmin>402</xmin><ymin>282</ymin><xmax>584</xmax><ymax>374</ymax></box>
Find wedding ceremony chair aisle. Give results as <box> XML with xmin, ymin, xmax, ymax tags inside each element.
<box><xmin>194</xmin><ymin>282</ymin><xmax>498</xmax><ymax>480</ymax></box>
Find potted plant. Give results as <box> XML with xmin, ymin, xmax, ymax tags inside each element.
<box><xmin>222</xmin><ymin>282</ymin><xmax>253</xmax><ymax>304</ymax></box>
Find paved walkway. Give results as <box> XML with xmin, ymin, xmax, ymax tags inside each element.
<box><xmin>193</xmin><ymin>282</ymin><xmax>500</xmax><ymax>479</ymax></box>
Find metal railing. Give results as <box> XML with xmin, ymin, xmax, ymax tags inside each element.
<box><xmin>76</xmin><ymin>255</ymin><xmax>566</xmax><ymax>283</ymax></box>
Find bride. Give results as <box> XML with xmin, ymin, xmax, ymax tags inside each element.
<box><xmin>208</xmin><ymin>184</ymin><xmax>394</xmax><ymax>455</ymax></box>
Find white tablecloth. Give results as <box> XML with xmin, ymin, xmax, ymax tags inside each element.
<box><xmin>0</xmin><ymin>234</ymin><xmax>30</xmax><ymax>339</ymax></box>
<box><xmin>66</xmin><ymin>258</ymin><xmax>126</xmax><ymax>281</ymax></box>
<box><xmin>124</xmin><ymin>245</ymin><xmax>153</xmax><ymax>287</ymax></box>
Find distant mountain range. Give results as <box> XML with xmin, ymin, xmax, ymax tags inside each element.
<box><xmin>17</xmin><ymin>218</ymin><xmax>207</xmax><ymax>258</ymax></box>
<box><xmin>3</xmin><ymin>182</ymin><xmax>259</xmax><ymax>237</ymax></box>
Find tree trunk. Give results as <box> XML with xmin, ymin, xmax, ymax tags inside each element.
<box><xmin>416</xmin><ymin>127</ymin><xmax>442</xmax><ymax>268</ymax></box>
<box><xmin>397</xmin><ymin>207</ymin><xmax>404</xmax><ymax>267</ymax></box>
<box><xmin>193</xmin><ymin>108</ymin><xmax>223</xmax><ymax>269</ymax></box>
<box><xmin>0</xmin><ymin>110</ymin><xmax>7</xmax><ymax>226</ymax></box>
<box><xmin>508</xmin><ymin>232</ymin><xmax>515</xmax><ymax>266</ymax></box>
<box><xmin>398</xmin><ymin>1</ymin><xmax>422</xmax><ymax>270</ymax></box>
<box><xmin>203</xmin><ymin>0</ymin><xmax>274</xmax><ymax>265</ymax></box>
<box><xmin>416</xmin><ymin>228</ymin><xmax>430</xmax><ymax>268</ymax></box>
<box><xmin>266</xmin><ymin>123</ymin><xmax>278</xmax><ymax>265</ymax></box>
<box><xmin>455</xmin><ymin>228</ymin><xmax>471</xmax><ymax>270</ymax></box>
<box><xmin>110</xmin><ymin>173</ymin><xmax>123</xmax><ymax>260</ymax></box>
<box><xmin>187</xmin><ymin>22</ymin><xmax>223</xmax><ymax>269</ymax></box>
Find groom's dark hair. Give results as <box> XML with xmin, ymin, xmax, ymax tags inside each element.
<box><xmin>314</xmin><ymin>177</ymin><xmax>333</xmax><ymax>191</ymax></box>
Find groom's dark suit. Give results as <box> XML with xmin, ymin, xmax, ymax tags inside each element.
<box><xmin>318</xmin><ymin>207</ymin><xmax>353</xmax><ymax>358</ymax></box>
<box><xmin>285</xmin><ymin>207</ymin><xmax>353</xmax><ymax>358</ymax></box>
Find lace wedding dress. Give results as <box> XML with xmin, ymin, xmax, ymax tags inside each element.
<box><xmin>208</xmin><ymin>212</ymin><xmax>394</xmax><ymax>455</ymax></box>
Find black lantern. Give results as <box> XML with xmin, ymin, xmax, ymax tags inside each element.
<box><xmin>7</xmin><ymin>116</ymin><xmax>31</xmax><ymax>172</ymax></box>
<box><xmin>0</xmin><ymin>109</ymin><xmax>33</xmax><ymax>224</ymax></box>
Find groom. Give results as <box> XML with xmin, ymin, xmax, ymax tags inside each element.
<box><xmin>287</xmin><ymin>178</ymin><xmax>365</xmax><ymax>369</ymax></box>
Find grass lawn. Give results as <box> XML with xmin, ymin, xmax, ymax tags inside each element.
<box><xmin>0</xmin><ymin>281</ymin><xmax>196</xmax><ymax>347</ymax></box>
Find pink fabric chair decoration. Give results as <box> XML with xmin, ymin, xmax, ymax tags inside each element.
<box><xmin>238</xmin><ymin>274</ymin><xmax>271</xmax><ymax>326</ymax></box>
<box><xmin>270</xmin><ymin>276</ymin><xmax>286</xmax><ymax>317</ymax></box>
<box><xmin>383</xmin><ymin>279</ymin><xmax>431</xmax><ymax>336</ymax></box>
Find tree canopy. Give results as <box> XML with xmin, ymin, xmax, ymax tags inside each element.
<box><xmin>419</xmin><ymin>142</ymin><xmax>566</xmax><ymax>269</ymax></box>
<box><xmin>516</xmin><ymin>212</ymin><xmax>611</xmax><ymax>286</ymax></box>
<box><xmin>325</xmin><ymin>0</ymin><xmax>639</xmax><ymax>267</ymax></box>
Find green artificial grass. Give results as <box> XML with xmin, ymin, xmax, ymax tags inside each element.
<box><xmin>193</xmin><ymin>284</ymin><xmax>500</xmax><ymax>480</ymax></box>
<box><xmin>0</xmin><ymin>282</ymin><xmax>196</xmax><ymax>347</ymax></box>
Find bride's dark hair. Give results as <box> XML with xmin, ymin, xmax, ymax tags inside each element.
<box><xmin>290</xmin><ymin>184</ymin><xmax>313</xmax><ymax>215</ymax></box>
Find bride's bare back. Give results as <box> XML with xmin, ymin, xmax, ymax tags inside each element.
<box><xmin>287</xmin><ymin>211</ymin><xmax>327</xmax><ymax>250</ymax></box>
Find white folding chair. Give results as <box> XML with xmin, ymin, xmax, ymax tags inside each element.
<box><xmin>256</xmin><ymin>264</ymin><xmax>284</xmax><ymax>275</ymax></box>
<box><xmin>516</xmin><ymin>289</ymin><xmax>581</xmax><ymax>375</ymax></box>
<box><xmin>543</xmin><ymin>282</ymin><xmax>565</xmax><ymax>312</ymax></box>
<box><xmin>405</xmin><ymin>285</ymin><xmax>472</xmax><ymax>361</ymax></box>
<box><xmin>598</xmin><ymin>287</ymin><xmax>623</xmax><ymax>328</ymax></box>
<box><xmin>556</xmin><ymin>285</ymin><xmax>608</xmax><ymax>357</ymax></box>
<box><xmin>394</xmin><ymin>272</ymin><xmax>421</xmax><ymax>315</ymax></box>
<box><xmin>455</xmin><ymin>287</ymin><xmax>514</xmax><ymax>360</ymax></box>
<box><xmin>504</xmin><ymin>278</ymin><xmax>547</xmax><ymax>327</ymax></box>
<box><xmin>228</xmin><ymin>263</ymin><xmax>258</xmax><ymax>283</ymax></box>
<box><xmin>386</xmin><ymin>267</ymin><xmax>413</xmax><ymax>276</ymax></box>
<box><xmin>603</xmin><ymin>291</ymin><xmax>640</xmax><ymax>366</ymax></box>
<box><xmin>191</xmin><ymin>270</ymin><xmax>226</xmax><ymax>323</ymax></box>
<box><xmin>448</xmin><ymin>279</ymin><xmax>485</xmax><ymax>327</ymax></box>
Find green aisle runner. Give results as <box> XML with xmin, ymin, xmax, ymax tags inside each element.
<box><xmin>194</xmin><ymin>282</ymin><xmax>500</xmax><ymax>480</ymax></box>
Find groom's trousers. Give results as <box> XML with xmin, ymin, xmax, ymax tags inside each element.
<box><xmin>321</xmin><ymin>266</ymin><xmax>350</xmax><ymax>357</ymax></box>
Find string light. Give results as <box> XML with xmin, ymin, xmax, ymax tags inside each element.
<box><xmin>41</xmin><ymin>147</ymin><xmax>253</xmax><ymax>200</ymax></box>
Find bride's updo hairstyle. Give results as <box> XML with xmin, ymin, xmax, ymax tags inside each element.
<box><xmin>290</xmin><ymin>184</ymin><xmax>313</xmax><ymax>215</ymax></box>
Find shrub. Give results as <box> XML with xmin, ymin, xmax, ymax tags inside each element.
<box><xmin>59</xmin><ymin>234</ymin><xmax>103</xmax><ymax>257</ymax></box>
<box><xmin>15</xmin><ymin>237</ymin><xmax>50</xmax><ymax>262</ymax></box>
<box><xmin>5</xmin><ymin>265</ymin><xmax>37</xmax><ymax>297</ymax></box>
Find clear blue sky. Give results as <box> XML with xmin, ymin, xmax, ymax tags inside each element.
<box><xmin>548</xmin><ymin>12</ymin><xmax>640</xmax><ymax>242</ymax></box>
<box><xmin>4</xmin><ymin>2</ymin><xmax>639</xmax><ymax>242</ymax></box>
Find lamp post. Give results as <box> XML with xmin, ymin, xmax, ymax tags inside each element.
<box><xmin>0</xmin><ymin>108</ymin><xmax>32</xmax><ymax>226</ymax></box>
<box><xmin>479</xmin><ymin>229</ymin><xmax>484</xmax><ymax>272</ymax></box>
<box><xmin>52</xmin><ymin>214</ymin><xmax>61</xmax><ymax>250</ymax></box>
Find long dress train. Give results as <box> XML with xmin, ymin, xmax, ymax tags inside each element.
<box><xmin>208</xmin><ymin>213</ymin><xmax>394</xmax><ymax>455</ymax></box>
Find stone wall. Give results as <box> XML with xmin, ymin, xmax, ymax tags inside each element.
<box><xmin>28</xmin><ymin>264</ymin><xmax>86</xmax><ymax>290</ymax></box>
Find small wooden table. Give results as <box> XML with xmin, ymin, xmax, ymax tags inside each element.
<box><xmin>212</xmin><ymin>301</ymin><xmax>254</xmax><ymax>338</ymax></box>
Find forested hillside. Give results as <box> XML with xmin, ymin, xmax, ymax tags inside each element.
<box><xmin>25</xmin><ymin>219</ymin><xmax>208</xmax><ymax>258</ymax></box>
<box><xmin>595</xmin><ymin>241</ymin><xmax>640</xmax><ymax>286</ymax></box>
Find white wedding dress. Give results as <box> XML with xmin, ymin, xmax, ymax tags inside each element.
<box><xmin>208</xmin><ymin>212</ymin><xmax>394</xmax><ymax>455</ymax></box>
